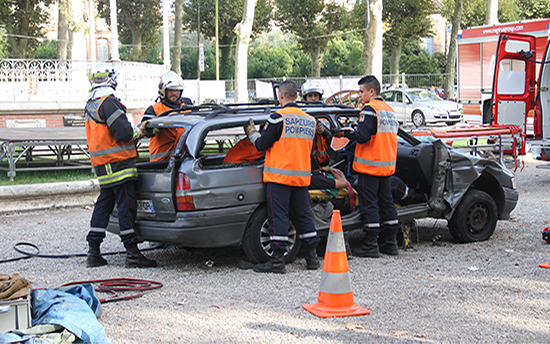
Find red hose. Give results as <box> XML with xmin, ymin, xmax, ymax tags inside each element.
<box><xmin>61</xmin><ymin>278</ymin><xmax>163</xmax><ymax>303</ymax></box>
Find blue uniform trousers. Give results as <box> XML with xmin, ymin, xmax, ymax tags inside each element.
<box><xmin>357</xmin><ymin>174</ymin><xmax>400</xmax><ymax>234</ymax></box>
<box><xmin>266</xmin><ymin>182</ymin><xmax>320</xmax><ymax>252</ymax></box>
<box><xmin>87</xmin><ymin>180</ymin><xmax>138</xmax><ymax>246</ymax></box>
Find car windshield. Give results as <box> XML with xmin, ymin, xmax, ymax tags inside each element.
<box><xmin>407</xmin><ymin>90</ymin><xmax>443</xmax><ymax>102</ymax></box>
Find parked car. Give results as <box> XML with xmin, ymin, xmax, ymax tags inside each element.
<box><xmin>106</xmin><ymin>103</ymin><xmax>518</xmax><ymax>263</ymax></box>
<box><xmin>381</xmin><ymin>88</ymin><xmax>463</xmax><ymax>127</ymax></box>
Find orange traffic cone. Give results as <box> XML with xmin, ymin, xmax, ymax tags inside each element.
<box><xmin>303</xmin><ymin>210</ymin><xmax>370</xmax><ymax>318</ymax></box>
<box><xmin>539</xmin><ymin>262</ymin><xmax>550</xmax><ymax>269</ymax></box>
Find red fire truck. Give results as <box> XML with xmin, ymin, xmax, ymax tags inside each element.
<box><xmin>457</xmin><ymin>18</ymin><xmax>550</xmax><ymax>135</ymax></box>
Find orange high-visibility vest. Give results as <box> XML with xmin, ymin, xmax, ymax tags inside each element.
<box><xmin>353</xmin><ymin>99</ymin><xmax>399</xmax><ymax>176</ymax></box>
<box><xmin>223</xmin><ymin>139</ymin><xmax>264</xmax><ymax>163</ymax></box>
<box><xmin>149</xmin><ymin>102</ymin><xmax>186</xmax><ymax>162</ymax></box>
<box><xmin>263</xmin><ymin>107</ymin><xmax>315</xmax><ymax>187</ymax></box>
<box><xmin>313</xmin><ymin>134</ymin><xmax>330</xmax><ymax>166</ymax></box>
<box><xmin>85</xmin><ymin>96</ymin><xmax>138</xmax><ymax>167</ymax></box>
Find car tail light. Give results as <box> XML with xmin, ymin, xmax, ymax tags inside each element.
<box><xmin>176</xmin><ymin>172</ymin><xmax>195</xmax><ymax>211</ymax></box>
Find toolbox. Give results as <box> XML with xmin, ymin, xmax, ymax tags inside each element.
<box><xmin>0</xmin><ymin>296</ymin><xmax>32</xmax><ymax>333</ymax></box>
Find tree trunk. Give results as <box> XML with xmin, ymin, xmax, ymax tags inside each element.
<box><xmin>485</xmin><ymin>0</ymin><xmax>498</xmax><ymax>25</ymax></box>
<box><xmin>133</xmin><ymin>33</ymin><xmax>143</xmax><ymax>61</ymax></box>
<box><xmin>444</xmin><ymin>0</ymin><xmax>464</xmax><ymax>100</ymax></box>
<box><xmin>389</xmin><ymin>40</ymin><xmax>402</xmax><ymax>86</ymax></box>
<box><xmin>57</xmin><ymin>0</ymin><xmax>68</xmax><ymax>59</ymax></box>
<box><xmin>67</xmin><ymin>0</ymin><xmax>73</xmax><ymax>59</ymax></box>
<box><xmin>311</xmin><ymin>46</ymin><xmax>322</xmax><ymax>77</ymax></box>
<box><xmin>220</xmin><ymin>44</ymin><xmax>234</xmax><ymax>80</ymax></box>
<box><xmin>234</xmin><ymin>0</ymin><xmax>256</xmax><ymax>103</ymax></box>
<box><xmin>173</xmin><ymin>0</ymin><xmax>183</xmax><ymax>74</ymax></box>
<box><xmin>363</xmin><ymin>0</ymin><xmax>383</xmax><ymax>81</ymax></box>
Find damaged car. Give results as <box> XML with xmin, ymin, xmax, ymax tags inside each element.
<box><xmin>106</xmin><ymin>103</ymin><xmax>518</xmax><ymax>263</ymax></box>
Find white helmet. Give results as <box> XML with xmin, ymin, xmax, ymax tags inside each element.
<box><xmin>302</xmin><ymin>80</ymin><xmax>324</xmax><ymax>99</ymax></box>
<box><xmin>88</xmin><ymin>62</ymin><xmax>118</xmax><ymax>90</ymax></box>
<box><xmin>158</xmin><ymin>71</ymin><xmax>185</xmax><ymax>98</ymax></box>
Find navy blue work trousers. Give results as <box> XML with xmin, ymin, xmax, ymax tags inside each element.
<box><xmin>357</xmin><ymin>173</ymin><xmax>400</xmax><ymax>234</ymax></box>
<box><xmin>87</xmin><ymin>180</ymin><xmax>138</xmax><ymax>246</ymax></box>
<box><xmin>266</xmin><ymin>182</ymin><xmax>320</xmax><ymax>252</ymax></box>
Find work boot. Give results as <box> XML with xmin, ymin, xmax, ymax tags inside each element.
<box><xmin>379</xmin><ymin>228</ymin><xmax>399</xmax><ymax>256</ymax></box>
<box><xmin>124</xmin><ymin>243</ymin><xmax>158</xmax><ymax>268</ymax></box>
<box><xmin>253</xmin><ymin>250</ymin><xmax>286</xmax><ymax>274</ymax></box>
<box><xmin>86</xmin><ymin>244</ymin><xmax>108</xmax><ymax>268</ymax></box>
<box><xmin>352</xmin><ymin>231</ymin><xmax>380</xmax><ymax>258</ymax></box>
<box><xmin>304</xmin><ymin>247</ymin><xmax>321</xmax><ymax>270</ymax></box>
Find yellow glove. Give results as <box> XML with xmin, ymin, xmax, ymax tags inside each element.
<box><xmin>140</xmin><ymin>121</ymin><xmax>156</xmax><ymax>138</ymax></box>
<box><xmin>244</xmin><ymin>118</ymin><xmax>256</xmax><ymax>136</ymax></box>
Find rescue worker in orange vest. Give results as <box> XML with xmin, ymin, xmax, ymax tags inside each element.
<box><xmin>301</xmin><ymin>80</ymin><xmax>324</xmax><ymax>102</ymax></box>
<box><xmin>245</xmin><ymin>81</ymin><xmax>320</xmax><ymax>273</ymax></box>
<box><xmin>333</xmin><ymin>75</ymin><xmax>400</xmax><ymax>258</ymax></box>
<box><xmin>223</xmin><ymin>137</ymin><xmax>264</xmax><ymax>164</ymax></box>
<box><xmin>141</xmin><ymin>71</ymin><xmax>191</xmax><ymax>162</ymax></box>
<box><xmin>84</xmin><ymin>62</ymin><xmax>157</xmax><ymax>268</ymax></box>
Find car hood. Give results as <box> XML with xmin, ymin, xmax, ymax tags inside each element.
<box><xmin>417</xmin><ymin>100</ymin><xmax>458</xmax><ymax>111</ymax></box>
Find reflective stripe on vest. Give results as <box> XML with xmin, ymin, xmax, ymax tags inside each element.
<box><xmin>149</xmin><ymin>102</ymin><xmax>186</xmax><ymax>162</ymax></box>
<box><xmin>353</xmin><ymin>99</ymin><xmax>398</xmax><ymax>176</ymax></box>
<box><xmin>97</xmin><ymin>166</ymin><xmax>138</xmax><ymax>186</ymax></box>
<box><xmin>263</xmin><ymin>108</ymin><xmax>315</xmax><ymax>187</ymax></box>
<box><xmin>85</xmin><ymin>96</ymin><xmax>138</xmax><ymax>167</ymax></box>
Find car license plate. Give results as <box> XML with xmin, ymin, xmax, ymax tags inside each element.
<box><xmin>137</xmin><ymin>200</ymin><xmax>155</xmax><ymax>213</ymax></box>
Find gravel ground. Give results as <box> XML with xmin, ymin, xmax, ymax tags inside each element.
<box><xmin>1</xmin><ymin>156</ymin><xmax>550</xmax><ymax>343</ymax></box>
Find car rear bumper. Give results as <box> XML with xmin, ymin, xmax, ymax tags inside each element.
<box><xmin>500</xmin><ymin>186</ymin><xmax>519</xmax><ymax>220</ymax></box>
<box><xmin>107</xmin><ymin>204</ymin><xmax>260</xmax><ymax>248</ymax></box>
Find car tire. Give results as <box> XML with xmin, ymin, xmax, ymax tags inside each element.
<box><xmin>412</xmin><ymin>111</ymin><xmax>426</xmax><ymax>127</ymax></box>
<box><xmin>242</xmin><ymin>206</ymin><xmax>301</xmax><ymax>264</ymax></box>
<box><xmin>448</xmin><ymin>189</ymin><xmax>498</xmax><ymax>243</ymax></box>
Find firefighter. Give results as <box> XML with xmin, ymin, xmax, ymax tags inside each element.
<box><xmin>245</xmin><ymin>81</ymin><xmax>321</xmax><ymax>273</ymax></box>
<box><xmin>84</xmin><ymin>62</ymin><xmax>157</xmax><ymax>268</ymax></box>
<box><xmin>141</xmin><ymin>71</ymin><xmax>190</xmax><ymax>162</ymax></box>
<box><xmin>333</xmin><ymin>75</ymin><xmax>400</xmax><ymax>258</ymax></box>
<box><xmin>301</xmin><ymin>80</ymin><xmax>324</xmax><ymax>101</ymax></box>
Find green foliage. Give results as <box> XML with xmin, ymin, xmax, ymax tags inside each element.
<box><xmin>321</xmin><ymin>37</ymin><xmax>364</xmax><ymax>76</ymax></box>
<box><xmin>32</xmin><ymin>40</ymin><xmax>57</xmax><ymax>59</ymax></box>
<box><xmin>178</xmin><ymin>38</ymin><xmax>216</xmax><ymax>80</ymax></box>
<box><xmin>0</xmin><ymin>170</ymin><xmax>95</xmax><ymax>186</ymax></box>
<box><xmin>181</xmin><ymin>0</ymin><xmax>273</xmax><ymax>80</ymax></box>
<box><xmin>382</xmin><ymin>40</ymin><xmax>446</xmax><ymax>75</ymax></box>
<box><xmin>0</xmin><ymin>0</ymin><xmax>53</xmax><ymax>57</ymax></box>
<box><xmin>441</xmin><ymin>0</ymin><xmax>521</xmax><ymax>29</ymax></box>
<box><xmin>275</xmin><ymin>0</ymin><xmax>348</xmax><ymax>57</ymax></box>
<box><xmin>248</xmin><ymin>46</ymin><xmax>294</xmax><ymax>78</ymax></box>
<box><xmin>383</xmin><ymin>0</ymin><xmax>436</xmax><ymax>41</ymax></box>
<box><xmin>518</xmin><ymin>0</ymin><xmax>550</xmax><ymax>19</ymax></box>
<box><xmin>97</xmin><ymin>0</ymin><xmax>162</xmax><ymax>62</ymax></box>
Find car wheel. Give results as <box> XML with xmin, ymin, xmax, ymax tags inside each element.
<box><xmin>412</xmin><ymin>111</ymin><xmax>426</xmax><ymax>127</ymax></box>
<box><xmin>448</xmin><ymin>190</ymin><xmax>498</xmax><ymax>243</ymax></box>
<box><xmin>242</xmin><ymin>206</ymin><xmax>301</xmax><ymax>264</ymax></box>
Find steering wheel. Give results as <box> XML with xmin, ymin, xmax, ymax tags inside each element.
<box><xmin>326</xmin><ymin>90</ymin><xmax>364</xmax><ymax>109</ymax></box>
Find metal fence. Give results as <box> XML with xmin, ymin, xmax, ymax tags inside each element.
<box><xmin>0</xmin><ymin>59</ymin><xmax>457</xmax><ymax>105</ymax></box>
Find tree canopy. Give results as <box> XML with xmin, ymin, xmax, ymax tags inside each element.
<box><xmin>181</xmin><ymin>0</ymin><xmax>273</xmax><ymax>79</ymax></box>
<box><xmin>97</xmin><ymin>0</ymin><xmax>162</xmax><ymax>62</ymax></box>
<box><xmin>275</xmin><ymin>0</ymin><xmax>348</xmax><ymax>77</ymax></box>
<box><xmin>0</xmin><ymin>0</ymin><xmax>53</xmax><ymax>58</ymax></box>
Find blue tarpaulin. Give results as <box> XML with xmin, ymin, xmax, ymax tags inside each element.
<box><xmin>0</xmin><ymin>284</ymin><xmax>110</xmax><ymax>344</ymax></box>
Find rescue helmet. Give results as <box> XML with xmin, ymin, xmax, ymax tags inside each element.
<box><xmin>158</xmin><ymin>71</ymin><xmax>185</xmax><ymax>98</ymax></box>
<box><xmin>301</xmin><ymin>80</ymin><xmax>324</xmax><ymax>100</ymax></box>
<box><xmin>88</xmin><ymin>62</ymin><xmax>118</xmax><ymax>90</ymax></box>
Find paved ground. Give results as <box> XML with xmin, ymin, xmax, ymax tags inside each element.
<box><xmin>1</xmin><ymin>155</ymin><xmax>549</xmax><ymax>342</ymax></box>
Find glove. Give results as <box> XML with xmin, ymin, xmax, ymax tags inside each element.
<box><xmin>315</xmin><ymin>120</ymin><xmax>325</xmax><ymax>135</ymax></box>
<box><xmin>331</xmin><ymin>127</ymin><xmax>345</xmax><ymax>138</ymax></box>
<box><xmin>140</xmin><ymin>121</ymin><xmax>156</xmax><ymax>138</ymax></box>
<box><xmin>244</xmin><ymin>118</ymin><xmax>256</xmax><ymax>137</ymax></box>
